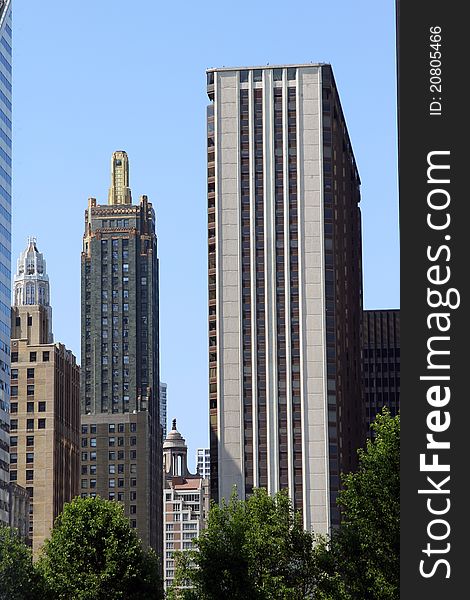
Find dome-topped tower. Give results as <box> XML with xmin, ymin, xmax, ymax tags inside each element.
<box><xmin>13</xmin><ymin>237</ymin><xmax>53</xmax><ymax>342</ymax></box>
<box><xmin>163</xmin><ymin>419</ymin><xmax>190</xmax><ymax>478</ymax></box>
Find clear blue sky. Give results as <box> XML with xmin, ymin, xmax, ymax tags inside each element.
<box><xmin>12</xmin><ymin>1</ymin><xmax>398</xmax><ymax>470</ymax></box>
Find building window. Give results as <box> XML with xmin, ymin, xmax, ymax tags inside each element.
<box><xmin>27</xmin><ymin>402</ymin><xmax>34</xmax><ymax>413</ymax></box>
<box><xmin>109</xmin><ymin>437</ymin><xmax>115</xmax><ymax>447</ymax></box>
<box><xmin>130</xmin><ymin>437</ymin><xmax>137</xmax><ymax>446</ymax></box>
<box><xmin>38</xmin><ymin>419</ymin><xmax>46</xmax><ymax>429</ymax></box>
<box><xmin>90</xmin><ymin>451</ymin><xmax>97</xmax><ymax>461</ymax></box>
<box><xmin>11</xmin><ymin>352</ymin><xmax>18</xmax><ymax>363</ymax></box>
<box><xmin>27</xmin><ymin>368</ymin><xmax>34</xmax><ymax>379</ymax></box>
<box><xmin>10</xmin><ymin>386</ymin><xmax>17</xmax><ymax>397</ymax></box>
<box><xmin>90</xmin><ymin>424</ymin><xmax>97</xmax><ymax>434</ymax></box>
<box><xmin>26</xmin><ymin>470</ymin><xmax>34</xmax><ymax>481</ymax></box>
<box><xmin>130</xmin><ymin>478</ymin><xmax>137</xmax><ymax>487</ymax></box>
<box><xmin>109</xmin><ymin>465</ymin><xmax>116</xmax><ymax>474</ymax></box>
<box><xmin>81</xmin><ymin>479</ymin><xmax>88</xmax><ymax>489</ymax></box>
<box><xmin>109</xmin><ymin>424</ymin><xmax>115</xmax><ymax>433</ymax></box>
<box><xmin>42</xmin><ymin>351</ymin><xmax>50</xmax><ymax>362</ymax></box>
<box><xmin>26</xmin><ymin>452</ymin><xmax>34</xmax><ymax>464</ymax></box>
<box><xmin>11</xmin><ymin>368</ymin><xmax>18</xmax><ymax>380</ymax></box>
<box><xmin>90</xmin><ymin>438</ymin><xmax>97</xmax><ymax>448</ymax></box>
<box><xmin>10</xmin><ymin>403</ymin><xmax>17</xmax><ymax>414</ymax></box>
<box><xmin>38</xmin><ymin>402</ymin><xmax>46</xmax><ymax>412</ymax></box>
<box><xmin>90</xmin><ymin>465</ymin><xmax>96</xmax><ymax>475</ymax></box>
<box><xmin>29</xmin><ymin>352</ymin><xmax>37</xmax><ymax>362</ymax></box>
<box><xmin>109</xmin><ymin>479</ymin><xmax>115</xmax><ymax>488</ymax></box>
<box><xmin>130</xmin><ymin>423</ymin><xmax>137</xmax><ymax>433</ymax></box>
<box><xmin>10</xmin><ymin>471</ymin><xmax>17</xmax><ymax>481</ymax></box>
<box><xmin>27</xmin><ymin>419</ymin><xmax>34</xmax><ymax>431</ymax></box>
<box><xmin>26</xmin><ymin>436</ymin><xmax>34</xmax><ymax>447</ymax></box>
<box><xmin>118</xmin><ymin>423</ymin><xmax>124</xmax><ymax>433</ymax></box>
<box><xmin>130</xmin><ymin>505</ymin><xmax>137</xmax><ymax>514</ymax></box>
<box><xmin>82</xmin><ymin>465</ymin><xmax>88</xmax><ymax>475</ymax></box>
<box><xmin>27</xmin><ymin>385</ymin><xmax>34</xmax><ymax>396</ymax></box>
<box><xmin>10</xmin><ymin>419</ymin><xmax>18</xmax><ymax>431</ymax></box>
<box><xmin>10</xmin><ymin>436</ymin><xmax>17</xmax><ymax>447</ymax></box>
<box><xmin>90</xmin><ymin>479</ymin><xmax>97</xmax><ymax>489</ymax></box>
<box><xmin>10</xmin><ymin>453</ymin><xmax>17</xmax><ymax>464</ymax></box>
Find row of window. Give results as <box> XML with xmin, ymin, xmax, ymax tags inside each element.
<box><xmin>10</xmin><ymin>402</ymin><xmax>46</xmax><ymax>413</ymax></box>
<box><xmin>11</xmin><ymin>351</ymin><xmax>50</xmax><ymax>363</ymax></box>
<box><xmin>82</xmin><ymin>450</ymin><xmax>137</xmax><ymax>462</ymax></box>
<box><xmin>81</xmin><ymin>436</ymin><xmax>138</xmax><ymax>448</ymax></box>
<box><xmin>11</xmin><ymin>367</ymin><xmax>35</xmax><ymax>380</ymax></box>
<box><xmin>81</xmin><ymin>478</ymin><xmax>138</xmax><ymax>489</ymax></box>
<box><xmin>10</xmin><ymin>419</ymin><xmax>46</xmax><ymax>431</ymax></box>
<box><xmin>82</xmin><ymin>423</ymin><xmax>137</xmax><ymax>434</ymax></box>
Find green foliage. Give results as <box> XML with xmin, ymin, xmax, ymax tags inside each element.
<box><xmin>318</xmin><ymin>409</ymin><xmax>400</xmax><ymax>600</ymax></box>
<box><xmin>0</xmin><ymin>524</ymin><xmax>38</xmax><ymax>600</ymax></box>
<box><xmin>169</xmin><ymin>410</ymin><xmax>399</xmax><ymax>600</ymax></box>
<box><xmin>35</xmin><ymin>496</ymin><xmax>162</xmax><ymax>600</ymax></box>
<box><xmin>169</xmin><ymin>488</ymin><xmax>318</xmax><ymax>600</ymax></box>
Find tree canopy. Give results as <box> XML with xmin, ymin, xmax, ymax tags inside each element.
<box><xmin>169</xmin><ymin>487</ymin><xmax>319</xmax><ymax>600</ymax></box>
<box><xmin>170</xmin><ymin>410</ymin><xmax>399</xmax><ymax>600</ymax></box>
<box><xmin>317</xmin><ymin>409</ymin><xmax>400</xmax><ymax>599</ymax></box>
<box><xmin>35</xmin><ymin>496</ymin><xmax>162</xmax><ymax>600</ymax></box>
<box><xmin>0</xmin><ymin>524</ymin><xmax>38</xmax><ymax>600</ymax></box>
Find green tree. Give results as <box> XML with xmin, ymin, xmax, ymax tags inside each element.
<box><xmin>318</xmin><ymin>409</ymin><xmax>400</xmax><ymax>600</ymax></box>
<box><xmin>169</xmin><ymin>488</ymin><xmax>318</xmax><ymax>600</ymax></box>
<box><xmin>36</xmin><ymin>496</ymin><xmax>162</xmax><ymax>600</ymax></box>
<box><xmin>0</xmin><ymin>524</ymin><xmax>39</xmax><ymax>600</ymax></box>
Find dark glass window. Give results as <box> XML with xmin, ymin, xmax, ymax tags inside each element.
<box><xmin>239</xmin><ymin>70</ymin><xmax>249</xmax><ymax>83</ymax></box>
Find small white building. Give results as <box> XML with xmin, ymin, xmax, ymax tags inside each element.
<box><xmin>163</xmin><ymin>420</ymin><xmax>209</xmax><ymax>591</ymax></box>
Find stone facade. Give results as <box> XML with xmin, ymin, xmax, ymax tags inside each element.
<box><xmin>10</xmin><ymin>298</ymin><xmax>80</xmax><ymax>553</ymax></box>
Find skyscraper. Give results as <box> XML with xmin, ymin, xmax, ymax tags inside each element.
<box><xmin>80</xmin><ymin>151</ymin><xmax>162</xmax><ymax>553</ymax></box>
<box><xmin>0</xmin><ymin>0</ymin><xmax>12</xmax><ymax>526</ymax></box>
<box><xmin>10</xmin><ymin>239</ymin><xmax>80</xmax><ymax>552</ymax></box>
<box><xmin>207</xmin><ymin>64</ymin><xmax>363</xmax><ymax>532</ymax></box>
<box><xmin>363</xmin><ymin>310</ymin><xmax>400</xmax><ymax>434</ymax></box>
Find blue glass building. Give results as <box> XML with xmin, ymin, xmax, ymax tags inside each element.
<box><xmin>0</xmin><ymin>0</ymin><xmax>12</xmax><ymax>525</ymax></box>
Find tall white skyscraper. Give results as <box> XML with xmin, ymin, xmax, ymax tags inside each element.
<box><xmin>0</xmin><ymin>0</ymin><xmax>12</xmax><ymax>526</ymax></box>
<box><xmin>207</xmin><ymin>64</ymin><xmax>363</xmax><ymax>533</ymax></box>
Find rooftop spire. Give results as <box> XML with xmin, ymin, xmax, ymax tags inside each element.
<box><xmin>13</xmin><ymin>237</ymin><xmax>53</xmax><ymax>341</ymax></box>
<box><xmin>108</xmin><ymin>150</ymin><xmax>132</xmax><ymax>205</ymax></box>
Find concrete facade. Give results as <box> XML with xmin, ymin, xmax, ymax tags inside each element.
<box><xmin>207</xmin><ymin>65</ymin><xmax>363</xmax><ymax>533</ymax></box>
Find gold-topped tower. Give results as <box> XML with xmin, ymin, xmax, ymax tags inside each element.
<box><xmin>108</xmin><ymin>150</ymin><xmax>132</xmax><ymax>205</ymax></box>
